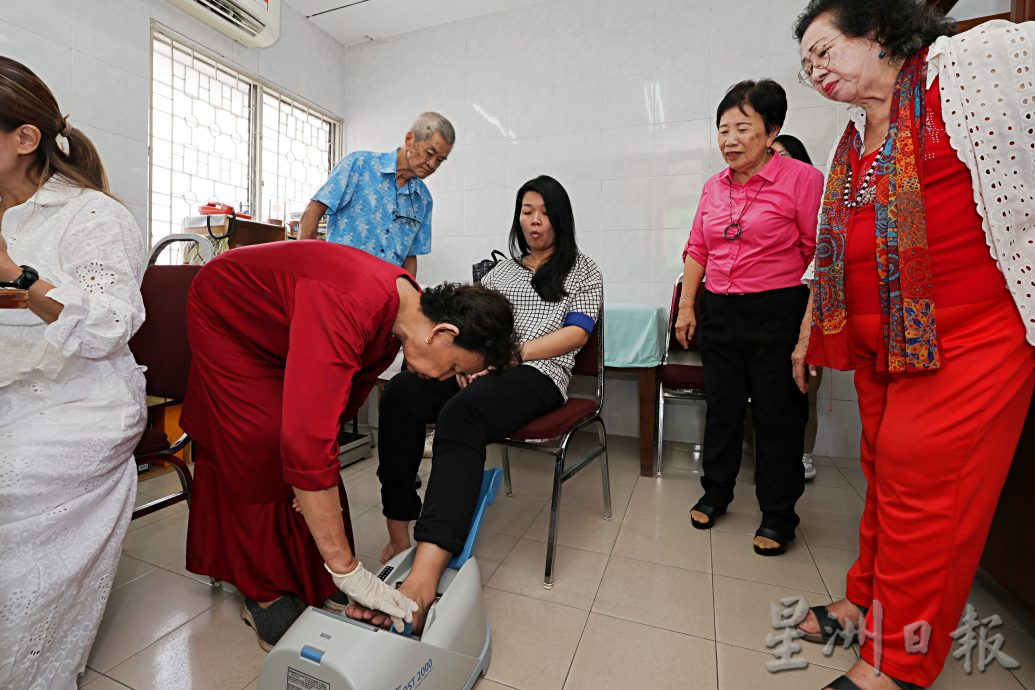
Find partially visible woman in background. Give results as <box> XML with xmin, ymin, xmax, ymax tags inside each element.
<box><xmin>675</xmin><ymin>80</ymin><xmax>824</xmax><ymax>556</ymax></box>
<box><xmin>0</xmin><ymin>57</ymin><xmax>147</xmax><ymax>689</ymax></box>
<box><xmin>771</xmin><ymin>133</ymin><xmax>821</xmax><ymax>483</ymax></box>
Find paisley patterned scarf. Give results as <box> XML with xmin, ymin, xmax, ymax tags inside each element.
<box><xmin>812</xmin><ymin>52</ymin><xmax>940</xmax><ymax>374</ymax></box>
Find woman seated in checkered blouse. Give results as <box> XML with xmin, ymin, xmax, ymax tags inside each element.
<box><xmin>348</xmin><ymin>174</ymin><xmax>603</xmax><ymax>633</ymax></box>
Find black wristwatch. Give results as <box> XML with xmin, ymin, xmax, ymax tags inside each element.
<box><xmin>0</xmin><ymin>265</ymin><xmax>40</xmax><ymax>290</ymax></box>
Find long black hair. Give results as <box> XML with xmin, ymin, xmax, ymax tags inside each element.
<box><xmin>792</xmin><ymin>0</ymin><xmax>956</xmax><ymax>61</ymax></box>
<box><xmin>508</xmin><ymin>175</ymin><xmax>579</xmax><ymax>303</ymax></box>
<box><xmin>774</xmin><ymin>134</ymin><xmax>813</xmax><ymax>165</ymax></box>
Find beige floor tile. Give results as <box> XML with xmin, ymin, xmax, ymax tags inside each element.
<box><xmin>88</xmin><ymin>568</ymin><xmax>226</xmax><ymax>672</ymax></box>
<box><xmin>79</xmin><ymin>676</ymin><xmax>132</xmax><ymax>689</ymax></box>
<box><xmin>1000</xmin><ymin>630</ymin><xmax>1035</xmax><ymax>690</ymax></box>
<box><xmin>126</xmin><ymin>501</ymin><xmax>187</xmax><ymax>533</ymax></box>
<box><xmin>472</xmin><ymin>531</ymin><xmax>520</xmax><ymax>584</ymax></box>
<box><xmin>113</xmin><ymin>555</ymin><xmax>157</xmax><ymax>590</ymax></box>
<box><xmin>807</xmin><ymin>466</ymin><xmax>853</xmax><ymax>489</ymax></box>
<box><xmin>77</xmin><ymin>667</ymin><xmax>101</xmax><ymax>687</ymax></box>
<box><xmin>486</xmin><ymin>539</ymin><xmax>608</xmax><ymax>611</ymax></box>
<box><xmin>121</xmin><ymin>509</ymin><xmax>189</xmax><ymax>567</ymax></box>
<box><xmin>564</xmin><ymin>613</ymin><xmax>718</xmax><ymax>690</ymax></box>
<box><xmin>592</xmin><ymin>556</ymin><xmax>715</xmax><ymax>639</ymax></box>
<box><xmin>558</xmin><ymin>463</ymin><xmax>635</xmax><ymax>518</ymax></box>
<box><xmin>158</xmin><ymin>546</ymin><xmax>230</xmax><ymax>588</ymax></box>
<box><xmin>341</xmin><ymin>455</ymin><xmax>377</xmax><ymax>479</ymax></box>
<box><xmin>523</xmin><ymin>503</ymin><xmax>622</xmax><ymax>554</ymax></box>
<box><xmin>797</xmin><ymin>484</ymin><xmax>865</xmax><ymax>516</ymax></box>
<box><xmin>798</xmin><ymin>509</ymin><xmax>862</xmax><ymax>552</ymax></box>
<box><xmin>812</xmin><ymin>455</ymin><xmax>838</xmax><ymax>467</ymax></box>
<box><xmin>716</xmin><ymin>642</ymin><xmax>853</xmax><ymax>689</ymax></box>
<box><xmin>139</xmin><ymin>470</ymin><xmax>190</xmax><ymax>497</ymax></box>
<box><xmin>611</xmin><ymin>515</ymin><xmax>711</xmax><ymax>573</ymax></box>
<box><xmin>473</xmin><ymin>678</ymin><xmax>518</xmax><ymax>689</ymax></box>
<box><xmin>482</xmin><ymin>494</ymin><xmax>550</xmax><ymax>538</ymax></box>
<box><xmin>808</xmin><ymin>546</ymin><xmax>860</xmax><ymax>599</ymax></box>
<box><xmin>624</xmin><ymin>473</ymin><xmax>699</xmax><ymax>524</ymax></box>
<box><xmin>711</xmin><ymin>575</ymin><xmax>856</xmax><ymax>672</ymax></box>
<box><xmin>967</xmin><ymin>572</ymin><xmax>1035</xmax><ymax>634</ymax></box>
<box><xmin>482</xmin><ymin>588</ymin><xmax>588</xmax><ymax>690</ymax></box>
<box><xmin>932</xmin><ymin>634</ymin><xmax>1028</xmax><ymax>689</ymax></box>
<box><xmin>839</xmin><ymin>467</ymin><xmax>868</xmax><ymax>497</ymax></box>
<box><xmin>107</xmin><ymin>593</ymin><xmax>267</xmax><ymax>690</ymax></box>
<box><xmin>242</xmin><ymin>678</ymin><xmax>259</xmax><ymax>690</ymax></box>
<box><xmin>711</xmin><ymin>529</ymin><xmax>827</xmax><ymax>595</ymax></box>
<box><xmin>704</xmin><ymin>488</ymin><xmax>768</xmax><ymax>536</ymax></box>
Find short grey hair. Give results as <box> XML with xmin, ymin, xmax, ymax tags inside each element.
<box><xmin>409</xmin><ymin>111</ymin><xmax>455</xmax><ymax>145</ymax></box>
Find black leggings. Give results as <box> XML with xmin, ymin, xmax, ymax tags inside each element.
<box><xmin>377</xmin><ymin>365</ymin><xmax>564</xmax><ymax>554</ymax></box>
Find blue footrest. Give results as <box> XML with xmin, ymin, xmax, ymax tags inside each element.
<box><xmin>447</xmin><ymin>468</ymin><xmax>503</xmax><ymax>570</ymax></box>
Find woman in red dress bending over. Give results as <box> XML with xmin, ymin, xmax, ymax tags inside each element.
<box><xmin>180</xmin><ymin>241</ymin><xmax>518</xmax><ymax>650</ymax></box>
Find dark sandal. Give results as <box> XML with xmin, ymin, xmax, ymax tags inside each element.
<box><xmin>800</xmin><ymin>602</ymin><xmax>869</xmax><ymax>644</ymax></box>
<box><xmin>824</xmin><ymin>676</ymin><xmax>862</xmax><ymax>690</ymax></box>
<box><xmin>821</xmin><ymin>672</ymin><xmax>924</xmax><ymax>690</ymax></box>
<box><xmin>690</xmin><ymin>501</ymin><xmax>727</xmax><ymax>530</ymax></box>
<box><xmin>753</xmin><ymin>526</ymin><xmax>795</xmax><ymax>555</ymax></box>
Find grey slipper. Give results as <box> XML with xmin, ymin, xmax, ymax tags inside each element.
<box><xmin>241</xmin><ymin>594</ymin><xmax>306</xmax><ymax>651</ymax></box>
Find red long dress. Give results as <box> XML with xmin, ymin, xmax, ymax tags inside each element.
<box><xmin>180</xmin><ymin>242</ymin><xmax>412</xmax><ymax>605</ymax></box>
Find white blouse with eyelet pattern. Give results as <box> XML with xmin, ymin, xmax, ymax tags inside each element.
<box><xmin>802</xmin><ymin>20</ymin><xmax>1035</xmax><ymax>345</ymax></box>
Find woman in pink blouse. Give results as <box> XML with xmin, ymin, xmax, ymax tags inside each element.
<box><xmin>675</xmin><ymin>79</ymin><xmax>824</xmax><ymax>556</ymax></box>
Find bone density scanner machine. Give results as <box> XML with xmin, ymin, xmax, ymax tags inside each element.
<box><xmin>258</xmin><ymin>468</ymin><xmax>503</xmax><ymax>690</ymax></box>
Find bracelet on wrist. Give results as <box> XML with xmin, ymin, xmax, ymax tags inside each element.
<box><xmin>679</xmin><ymin>296</ymin><xmax>695</xmax><ymax>303</ymax></box>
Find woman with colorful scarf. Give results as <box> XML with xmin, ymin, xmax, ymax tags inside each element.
<box><xmin>790</xmin><ymin>2</ymin><xmax>1035</xmax><ymax>689</ymax></box>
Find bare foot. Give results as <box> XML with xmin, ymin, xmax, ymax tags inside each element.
<box><xmin>823</xmin><ymin>660</ymin><xmax>905</xmax><ymax>690</ymax></box>
<box><xmin>800</xmin><ymin>598</ymin><xmax>865</xmax><ymax>636</ymax></box>
<box><xmin>344</xmin><ymin>579</ymin><xmax>434</xmax><ymax>635</ymax></box>
<box><xmin>752</xmin><ymin>535</ymin><xmax>780</xmax><ymax>550</ymax></box>
<box><xmin>381</xmin><ymin>518</ymin><xmax>412</xmax><ymax>564</ymax></box>
<box><xmin>690</xmin><ymin>509</ymin><xmax>711</xmax><ymax>525</ymax></box>
<box><xmin>380</xmin><ymin>539</ymin><xmax>411</xmax><ymax>564</ymax></box>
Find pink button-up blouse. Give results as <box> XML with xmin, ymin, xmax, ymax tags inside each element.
<box><xmin>683</xmin><ymin>153</ymin><xmax>823</xmax><ymax>294</ymax></box>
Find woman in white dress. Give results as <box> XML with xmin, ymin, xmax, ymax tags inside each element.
<box><xmin>0</xmin><ymin>57</ymin><xmax>146</xmax><ymax>689</ymax></box>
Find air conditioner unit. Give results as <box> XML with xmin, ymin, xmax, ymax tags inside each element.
<box><xmin>166</xmin><ymin>0</ymin><xmax>281</xmax><ymax>48</ymax></box>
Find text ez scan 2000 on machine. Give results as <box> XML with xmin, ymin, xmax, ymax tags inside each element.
<box><xmin>258</xmin><ymin>468</ymin><xmax>503</xmax><ymax>690</ymax></box>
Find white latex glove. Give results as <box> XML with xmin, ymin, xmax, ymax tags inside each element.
<box><xmin>324</xmin><ymin>561</ymin><xmax>418</xmax><ymax>632</ymax></box>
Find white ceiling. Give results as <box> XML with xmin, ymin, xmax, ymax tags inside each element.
<box><xmin>285</xmin><ymin>0</ymin><xmax>547</xmax><ymax>46</ymax></box>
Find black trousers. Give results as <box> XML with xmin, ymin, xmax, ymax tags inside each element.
<box><xmin>377</xmin><ymin>365</ymin><xmax>564</xmax><ymax>554</ymax></box>
<box><xmin>697</xmin><ymin>285</ymin><xmax>809</xmax><ymax>535</ymax></box>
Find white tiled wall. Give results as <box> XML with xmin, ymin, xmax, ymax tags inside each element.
<box><xmin>0</xmin><ymin>0</ymin><xmax>349</xmax><ymax>234</ymax></box>
<box><xmin>0</xmin><ymin>0</ymin><xmax>864</xmax><ymax>457</ymax></box>
<box><xmin>342</xmin><ymin>0</ymin><xmax>861</xmax><ymax>456</ymax></box>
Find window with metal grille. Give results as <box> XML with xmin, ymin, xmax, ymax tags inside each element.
<box><xmin>149</xmin><ymin>30</ymin><xmax>340</xmax><ymax>249</ymax></box>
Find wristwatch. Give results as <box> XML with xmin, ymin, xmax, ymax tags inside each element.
<box><xmin>0</xmin><ymin>265</ymin><xmax>40</xmax><ymax>290</ymax></box>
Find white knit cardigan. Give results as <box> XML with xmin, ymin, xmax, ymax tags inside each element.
<box><xmin>804</xmin><ymin>20</ymin><xmax>1035</xmax><ymax>345</ymax></box>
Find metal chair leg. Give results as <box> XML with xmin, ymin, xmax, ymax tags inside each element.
<box><xmin>544</xmin><ymin>453</ymin><xmax>564</xmax><ymax>589</ymax></box>
<box><xmin>654</xmin><ymin>382</ymin><xmax>665</xmax><ymax>476</ymax></box>
<box><xmin>500</xmin><ymin>445</ymin><xmax>513</xmax><ymax>497</ymax></box>
<box><xmin>596</xmin><ymin>422</ymin><xmax>612</xmax><ymax>520</ymax></box>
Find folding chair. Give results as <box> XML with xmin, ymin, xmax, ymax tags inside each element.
<box><xmin>498</xmin><ymin>310</ymin><xmax>611</xmax><ymax>588</ymax></box>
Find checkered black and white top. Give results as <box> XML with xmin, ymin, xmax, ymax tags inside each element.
<box><xmin>482</xmin><ymin>253</ymin><xmax>603</xmax><ymax>398</ymax></box>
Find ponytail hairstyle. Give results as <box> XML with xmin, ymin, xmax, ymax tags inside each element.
<box><xmin>0</xmin><ymin>56</ymin><xmax>111</xmax><ymax>196</ymax></box>
<box><xmin>508</xmin><ymin>175</ymin><xmax>580</xmax><ymax>303</ymax></box>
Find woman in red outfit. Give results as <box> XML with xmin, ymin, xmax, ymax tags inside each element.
<box><xmin>180</xmin><ymin>241</ymin><xmax>518</xmax><ymax>650</ymax></box>
<box><xmin>790</xmin><ymin>2</ymin><xmax>1035</xmax><ymax>689</ymax></box>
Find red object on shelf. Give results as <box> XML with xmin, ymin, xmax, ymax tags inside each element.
<box><xmin>199</xmin><ymin>202</ymin><xmax>251</xmax><ymax>220</ymax></box>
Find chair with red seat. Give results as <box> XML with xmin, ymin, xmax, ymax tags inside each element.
<box><xmin>129</xmin><ymin>234</ymin><xmax>213</xmax><ymax>520</ymax></box>
<box><xmin>498</xmin><ymin>309</ymin><xmax>611</xmax><ymax>588</ymax></box>
<box><xmin>654</xmin><ymin>273</ymin><xmax>706</xmax><ymax>476</ymax></box>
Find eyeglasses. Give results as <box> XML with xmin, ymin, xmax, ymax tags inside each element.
<box><xmin>394</xmin><ymin>189</ymin><xmax>421</xmax><ymax>226</ymax></box>
<box><xmin>798</xmin><ymin>33</ymin><xmax>844</xmax><ymax>87</ymax></box>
